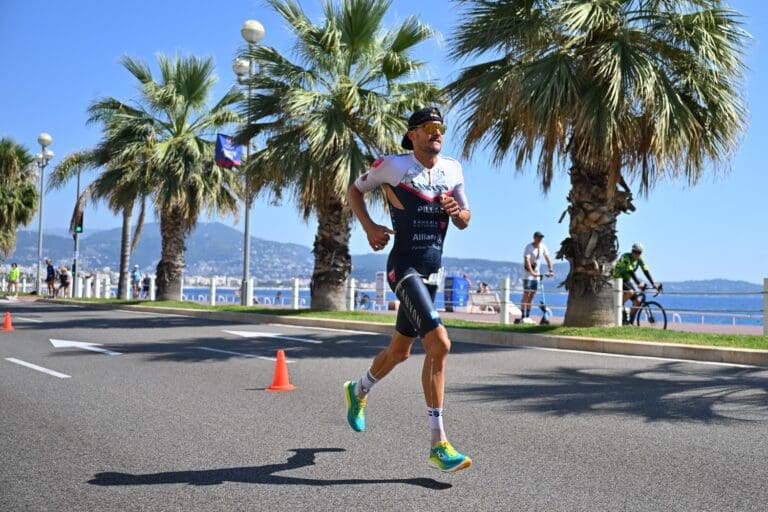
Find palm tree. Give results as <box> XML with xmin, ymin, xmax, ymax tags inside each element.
<box><xmin>446</xmin><ymin>0</ymin><xmax>748</xmax><ymax>326</ymax></box>
<box><xmin>238</xmin><ymin>0</ymin><xmax>442</xmax><ymax>310</ymax></box>
<box><xmin>0</xmin><ymin>138</ymin><xmax>37</xmax><ymax>257</ymax></box>
<box><xmin>88</xmin><ymin>54</ymin><xmax>242</xmax><ymax>300</ymax></box>
<box><xmin>49</xmin><ymin>140</ymin><xmax>151</xmax><ymax>299</ymax></box>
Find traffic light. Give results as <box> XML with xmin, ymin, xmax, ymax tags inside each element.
<box><xmin>74</xmin><ymin>211</ymin><xmax>84</xmax><ymax>234</ymax></box>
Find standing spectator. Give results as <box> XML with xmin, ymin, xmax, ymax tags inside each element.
<box><xmin>7</xmin><ymin>262</ymin><xmax>20</xmax><ymax>297</ymax></box>
<box><xmin>45</xmin><ymin>258</ymin><xmax>57</xmax><ymax>298</ymax></box>
<box><xmin>141</xmin><ymin>276</ymin><xmax>151</xmax><ymax>299</ymax></box>
<box><xmin>130</xmin><ymin>265</ymin><xmax>142</xmax><ymax>299</ymax></box>
<box><xmin>58</xmin><ymin>266</ymin><xmax>71</xmax><ymax>297</ymax></box>
<box><xmin>518</xmin><ymin>231</ymin><xmax>554</xmax><ymax>323</ymax></box>
<box><xmin>462</xmin><ymin>273</ymin><xmax>473</xmax><ymax>290</ymax></box>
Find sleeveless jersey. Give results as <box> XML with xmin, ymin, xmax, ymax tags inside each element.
<box><xmin>353</xmin><ymin>153</ymin><xmax>468</xmax><ymax>281</ymax></box>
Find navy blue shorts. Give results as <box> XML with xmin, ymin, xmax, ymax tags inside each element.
<box><xmin>391</xmin><ymin>273</ymin><xmax>442</xmax><ymax>338</ymax></box>
<box><xmin>523</xmin><ymin>278</ymin><xmax>539</xmax><ymax>292</ymax></box>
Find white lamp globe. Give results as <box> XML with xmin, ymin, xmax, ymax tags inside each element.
<box><xmin>241</xmin><ymin>20</ymin><xmax>265</xmax><ymax>45</ymax></box>
<box><xmin>37</xmin><ymin>132</ymin><xmax>52</xmax><ymax>147</ymax></box>
<box><xmin>232</xmin><ymin>58</ymin><xmax>250</xmax><ymax>77</ymax></box>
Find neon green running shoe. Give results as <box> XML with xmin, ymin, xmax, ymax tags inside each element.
<box><xmin>429</xmin><ymin>441</ymin><xmax>472</xmax><ymax>473</ymax></box>
<box><xmin>344</xmin><ymin>380</ymin><xmax>366</xmax><ymax>432</ymax></box>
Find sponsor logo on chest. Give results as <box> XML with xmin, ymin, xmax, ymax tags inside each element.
<box><xmin>404</xmin><ymin>167</ymin><xmax>450</xmax><ymax>196</ymax></box>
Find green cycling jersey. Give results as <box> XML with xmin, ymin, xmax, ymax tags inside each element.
<box><xmin>614</xmin><ymin>252</ymin><xmax>649</xmax><ymax>282</ymax></box>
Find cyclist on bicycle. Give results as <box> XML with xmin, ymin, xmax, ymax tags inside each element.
<box><xmin>614</xmin><ymin>243</ymin><xmax>660</xmax><ymax>324</ymax></box>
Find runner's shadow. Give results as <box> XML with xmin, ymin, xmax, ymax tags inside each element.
<box><xmin>88</xmin><ymin>448</ymin><xmax>451</xmax><ymax>490</ymax></box>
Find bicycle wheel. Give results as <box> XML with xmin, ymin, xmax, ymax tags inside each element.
<box><xmin>635</xmin><ymin>301</ymin><xmax>667</xmax><ymax>330</ymax></box>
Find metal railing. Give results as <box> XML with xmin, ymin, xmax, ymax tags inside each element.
<box><xmin>9</xmin><ymin>273</ymin><xmax>765</xmax><ymax>336</ymax></box>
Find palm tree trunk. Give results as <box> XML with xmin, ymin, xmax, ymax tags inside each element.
<box><xmin>156</xmin><ymin>206</ymin><xmax>187</xmax><ymax>301</ymax></box>
<box><xmin>117</xmin><ymin>204</ymin><xmax>133</xmax><ymax>299</ymax></box>
<box><xmin>557</xmin><ymin>160</ymin><xmax>635</xmax><ymax>326</ymax></box>
<box><xmin>310</xmin><ymin>198</ymin><xmax>352</xmax><ymax>311</ymax></box>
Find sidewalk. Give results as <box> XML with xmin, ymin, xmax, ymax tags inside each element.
<box><xmin>368</xmin><ymin>307</ymin><xmax>765</xmax><ymax>336</ymax></box>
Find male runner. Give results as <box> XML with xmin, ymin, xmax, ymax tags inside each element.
<box><xmin>345</xmin><ymin>107</ymin><xmax>472</xmax><ymax>473</ymax></box>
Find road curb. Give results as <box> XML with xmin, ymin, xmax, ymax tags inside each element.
<box><xmin>53</xmin><ymin>301</ymin><xmax>768</xmax><ymax>367</ymax></box>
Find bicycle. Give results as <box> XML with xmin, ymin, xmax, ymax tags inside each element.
<box><xmin>628</xmin><ymin>283</ymin><xmax>667</xmax><ymax>330</ymax></box>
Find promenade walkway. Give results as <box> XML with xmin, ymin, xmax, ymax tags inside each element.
<box><xmin>362</xmin><ymin>307</ymin><xmax>765</xmax><ymax>336</ymax></box>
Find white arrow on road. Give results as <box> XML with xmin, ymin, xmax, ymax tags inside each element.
<box><xmin>50</xmin><ymin>339</ymin><xmax>122</xmax><ymax>356</ymax></box>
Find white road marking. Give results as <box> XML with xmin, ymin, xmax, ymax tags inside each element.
<box><xmin>5</xmin><ymin>358</ymin><xmax>71</xmax><ymax>378</ymax></box>
<box><xmin>13</xmin><ymin>316</ymin><xmax>44</xmax><ymax>323</ymax></box>
<box><xmin>222</xmin><ymin>330</ymin><xmax>321</xmax><ymax>344</ymax></box>
<box><xmin>265</xmin><ymin>323</ymin><xmax>380</xmax><ymax>336</ymax></box>
<box><xmin>257</xmin><ymin>355</ymin><xmax>296</xmax><ymax>363</ymax></box>
<box><xmin>50</xmin><ymin>339</ymin><xmax>122</xmax><ymax>356</ymax></box>
<box><xmin>196</xmin><ymin>347</ymin><xmax>254</xmax><ymax>358</ymax></box>
<box><xmin>195</xmin><ymin>347</ymin><xmax>296</xmax><ymax>363</ymax></box>
<box><xmin>115</xmin><ymin>309</ymin><xmax>192</xmax><ymax>317</ymax></box>
<box><xmin>528</xmin><ymin>346</ymin><xmax>758</xmax><ymax>368</ymax></box>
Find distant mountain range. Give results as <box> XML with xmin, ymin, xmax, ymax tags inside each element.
<box><xmin>6</xmin><ymin>222</ymin><xmax>762</xmax><ymax>291</ymax></box>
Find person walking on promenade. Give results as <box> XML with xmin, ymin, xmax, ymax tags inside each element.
<box><xmin>615</xmin><ymin>242</ymin><xmax>660</xmax><ymax>324</ymax></box>
<box><xmin>131</xmin><ymin>265</ymin><xmax>142</xmax><ymax>299</ymax></box>
<box><xmin>518</xmin><ymin>231</ymin><xmax>554</xmax><ymax>323</ymax></box>
<box><xmin>345</xmin><ymin>107</ymin><xmax>473</xmax><ymax>473</ymax></box>
<box><xmin>58</xmin><ymin>266</ymin><xmax>71</xmax><ymax>297</ymax></box>
<box><xmin>45</xmin><ymin>258</ymin><xmax>56</xmax><ymax>298</ymax></box>
<box><xmin>7</xmin><ymin>262</ymin><xmax>20</xmax><ymax>297</ymax></box>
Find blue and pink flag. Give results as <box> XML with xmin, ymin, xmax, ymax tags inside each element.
<box><xmin>215</xmin><ymin>133</ymin><xmax>243</xmax><ymax>169</ymax></box>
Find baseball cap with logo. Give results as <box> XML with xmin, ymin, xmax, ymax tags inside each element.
<box><xmin>401</xmin><ymin>107</ymin><xmax>444</xmax><ymax>150</ymax></box>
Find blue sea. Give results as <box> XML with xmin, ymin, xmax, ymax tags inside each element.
<box><xmin>161</xmin><ymin>286</ymin><xmax>764</xmax><ymax>328</ymax></box>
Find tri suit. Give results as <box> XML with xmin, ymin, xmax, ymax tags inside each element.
<box><xmin>353</xmin><ymin>153</ymin><xmax>468</xmax><ymax>338</ymax></box>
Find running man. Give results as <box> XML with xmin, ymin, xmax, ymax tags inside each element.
<box><xmin>614</xmin><ymin>242</ymin><xmax>660</xmax><ymax>324</ymax></box>
<box><xmin>345</xmin><ymin>107</ymin><xmax>472</xmax><ymax>473</ymax></box>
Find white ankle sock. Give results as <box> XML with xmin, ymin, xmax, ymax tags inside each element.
<box><xmin>428</xmin><ymin>407</ymin><xmax>446</xmax><ymax>444</ymax></box>
<box><xmin>357</xmin><ymin>368</ymin><xmax>377</xmax><ymax>397</ymax></box>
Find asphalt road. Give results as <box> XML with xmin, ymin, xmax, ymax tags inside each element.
<box><xmin>1</xmin><ymin>301</ymin><xmax>767</xmax><ymax>512</ymax></box>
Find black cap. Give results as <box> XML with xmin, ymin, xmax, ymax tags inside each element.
<box><xmin>401</xmin><ymin>107</ymin><xmax>443</xmax><ymax>150</ymax></box>
<box><xmin>533</xmin><ymin>231</ymin><xmax>544</xmax><ymax>239</ymax></box>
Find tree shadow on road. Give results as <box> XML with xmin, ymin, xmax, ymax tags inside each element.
<box><xmin>88</xmin><ymin>448</ymin><xmax>451</xmax><ymax>490</ymax></box>
<box><xmin>454</xmin><ymin>362</ymin><xmax>768</xmax><ymax>423</ymax></box>
<box><xmin>47</xmin><ymin>329</ymin><xmax>512</xmax><ymax>363</ymax></box>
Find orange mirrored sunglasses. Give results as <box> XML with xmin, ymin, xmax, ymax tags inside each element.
<box><xmin>415</xmin><ymin>123</ymin><xmax>447</xmax><ymax>135</ymax></box>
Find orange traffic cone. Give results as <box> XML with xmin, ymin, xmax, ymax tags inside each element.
<box><xmin>2</xmin><ymin>312</ymin><xmax>14</xmax><ymax>332</ymax></box>
<box><xmin>267</xmin><ymin>349</ymin><xmax>296</xmax><ymax>391</ymax></box>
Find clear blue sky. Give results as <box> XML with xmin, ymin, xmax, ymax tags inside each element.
<box><xmin>1</xmin><ymin>1</ymin><xmax>766</xmax><ymax>283</ymax></box>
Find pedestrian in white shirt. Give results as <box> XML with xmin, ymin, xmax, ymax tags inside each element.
<box><xmin>518</xmin><ymin>231</ymin><xmax>554</xmax><ymax>323</ymax></box>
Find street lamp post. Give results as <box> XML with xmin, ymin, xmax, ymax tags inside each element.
<box><xmin>72</xmin><ymin>169</ymin><xmax>82</xmax><ymax>297</ymax></box>
<box><xmin>234</xmin><ymin>19</ymin><xmax>265</xmax><ymax>306</ymax></box>
<box><xmin>34</xmin><ymin>133</ymin><xmax>54</xmax><ymax>296</ymax></box>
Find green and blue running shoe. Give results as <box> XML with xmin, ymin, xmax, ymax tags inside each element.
<box><xmin>344</xmin><ymin>381</ymin><xmax>366</xmax><ymax>432</ymax></box>
<box><xmin>429</xmin><ymin>441</ymin><xmax>472</xmax><ymax>473</ymax></box>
